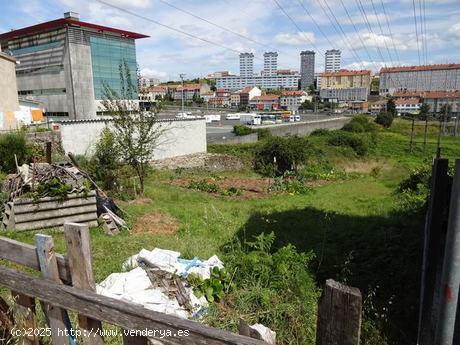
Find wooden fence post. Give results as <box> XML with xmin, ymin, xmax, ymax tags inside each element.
<box><xmin>63</xmin><ymin>223</ymin><xmax>104</xmax><ymax>345</ymax></box>
<box><xmin>35</xmin><ymin>234</ymin><xmax>70</xmax><ymax>345</ymax></box>
<box><xmin>316</xmin><ymin>279</ymin><xmax>362</xmax><ymax>345</ymax></box>
<box><xmin>10</xmin><ymin>292</ymin><xmax>39</xmax><ymax>345</ymax></box>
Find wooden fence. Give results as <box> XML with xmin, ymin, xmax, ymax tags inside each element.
<box><xmin>0</xmin><ymin>223</ymin><xmax>363</xmax><ymax>345</ymax></box>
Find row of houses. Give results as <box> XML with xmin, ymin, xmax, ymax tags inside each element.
<box><xmin>140</xmin><ymin>84</ymin><xmax>312</xmax><ymax>111</ymax></box>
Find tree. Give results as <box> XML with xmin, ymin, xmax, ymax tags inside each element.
<box><xmin>101</xmin><ymin>60</ymin><xmax>169</xmax><ymax>195</ymax></box>
<box><xmin>386</xmin><ymin>98</ymin><xmax>397</xmax><ymax>117</ymax></box>
<box><xmin>299</xmin><ymin>100</ymin><xmax>314</xmax><ymax>110</ymax></box>
<box><xmin>419</xmin><ymin>102</ymin><xmax>430</xmax><ymax>150</ymax></box>
<box><xmin>375</xmin><ymin>111</ymin><xmax>394</xmax><ymax>128</ymax></box>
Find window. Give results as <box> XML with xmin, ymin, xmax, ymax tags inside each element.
<box><xmin>90</xmin><ymin>36</ymin><xmax>138</xmax><ymax>100</ymax></box>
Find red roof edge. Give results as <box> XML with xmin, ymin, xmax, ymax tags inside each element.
<box><xmin>0</xmin><ymin>18</ymin><xmax>149</xmax><ymax>41</ymax></box>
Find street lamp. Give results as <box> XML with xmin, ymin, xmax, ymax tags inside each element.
<box><xmin>179</xmin><ymin>73</ymin><xmax>186</xmax><ymax>114</ymax></box>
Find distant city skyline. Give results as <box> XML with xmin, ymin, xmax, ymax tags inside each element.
<box><xmin>1</xmin><ymin>0</ymin><xmax>459</xmax><ymax>81</ymax></box>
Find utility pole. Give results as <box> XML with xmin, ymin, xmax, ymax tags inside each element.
<box><xmin>179</xmin><ymin>73</ymin><xmax>186</xmax><ymax>115</ymax></box>
<box><xmin>434</xmin><ymin>159</ymin><xmax>460</xmax><ymax>344</ymax></box>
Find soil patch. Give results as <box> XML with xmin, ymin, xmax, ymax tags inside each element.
<box><xmin>132</xmin><ymin>212</ymin><xmax>180</xmax><ymax>235</ymax></box>
<box><xmin>170</xmin><ymin>177</ymin><xmax>272</xmax><ymax>199</ymax></box>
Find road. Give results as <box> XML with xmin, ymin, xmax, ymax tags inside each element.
<box><xmin>206</xmin><ymin>113</ymin><xmax>341</xmax><ymax>142</ymax></box>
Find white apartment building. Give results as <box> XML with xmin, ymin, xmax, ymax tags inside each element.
<box><xmin>280</xmin><ymin>90</ymin><xmax>312</xmax><ymax>111</ymax></box>
<box><xmin>379</xmin><ymin>64</ymin><xmax>460</xmax><ymax>95</ymax></box>
<box><xmin>395</xmin><ymin>98</ymin><xmax>421</xmax><ymax>115</ymax></box>
<box><xmin>325</xmin><ymin>49</ymin><xmax>341</xmax><ymax>72</ymax></box>
<box><xmin>239</xmin><ymin>53</ymin><xmax>254</xmax><ymax>78</ymax></box>
<box><xmin>263</xmin><ymin>52</ymin><xmax>278</xmax><ymax>76</ymax></box>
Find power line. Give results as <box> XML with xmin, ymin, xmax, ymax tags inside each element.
<box><xmin>354</xmin><ymin>0</ymin><xmax>387</xmax><ymax>65</ymax></box>
<box><xmin>379</xmin><ymin>0</ymin><xmax>401</xmax><ymax>66</ymax></box>
<box><xmin>412</xmin><ymin>0</ymin><xmax>422</xmax><ymax>65</ymax></box>
<box><xmin>94</xmin><ymin>0</ymin><xmax>259</xmax><ymax>59</ymax></box>
<box><xmin>314</xmin><ymin>0</ymin><xmax>364</xmax><ymax>68</ymax></box>
<box><xmin>294</xmin><ymin>0</ymin><xmax>362</xmax><ymax>63</ymax></box>
<box><xmin>369</xmin><ymin>0</ymin><xmax>394</xmax><ymax>65</ymax></box>
<box><xmin>156</xmin><ymin>0</ymin><xmax>279</xmax><ymax>54</ymax></box>
<box><xmin>273</xmin><ymin>0</ymin><xmax>324</xmax><ymax>57</ymax></box>
<box><xmin>338</xmin><ymin>0</ymin><xmax>378</xmax><ymax>70</ymax></box>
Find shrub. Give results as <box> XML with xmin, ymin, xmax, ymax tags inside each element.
<box><xmin>0</xmin><ymin>131</ymin><xmax>32</xmax><ymax>173</ymax></box>
<box><xmin>327</xmin><ymin>131</ymin><xmax>370</xmax><ymax>156</ymax></box>
<box><xmin>187</xmin><ymin>180</ymin><xmax>220</xmax><ymax>193</ymax></box>
<box><xmin>310</xmin><ymin>128</ymin><xmax>330</xmax><ymax>136</ymax></box>
<box><xmin>233</xmin><ymin>125</ymin><xmax>255</xmax><ymax>136</ymax></box>
<box><xmin>83</xmin><ymin>128</ymin><xmax>121</xmax><ymax>190</ymax></box>
<box><xmin>268</xmin><ymin>173</ymin><xmax>313</xmax><ymax>195</ymax></box>
<box><xmin>207</xmin><ymin>232</ymin><xmax>319</xmax><ymax>344</ymax></box>
<box><xmin>375</xmin><ymin>112</ymin><xmax>394</xmax><ymax>128</ymax></box>
<box><xmin>255</xmin><ymin>136</ymin><xmax>310</xmax><ymax>176</ymax></box>
<box><xmin>256</xmin><ymin>128</ymin><xmax>272</xmax><ymax>140</ymax></box>
<box><xmin>343</xmin><ymin>115</ymin><xmax>379</xmax><ymax>133</ymax></box>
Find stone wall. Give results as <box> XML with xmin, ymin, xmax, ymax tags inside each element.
<box><xmin>208</xmin><ymin>132</ymin><xmax>258</xmax><ymax>145</ymax></box>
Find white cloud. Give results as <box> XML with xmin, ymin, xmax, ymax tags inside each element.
<box><xmin>140</xmin><ymin>67</ymin><xmax>168</xmax><ymax>80</ymax></box>
<box><xmin>274</xmin><ymin>32</ymin><xmax>316</xmax><ymax>45</ymax></box>
<box><xmin>448</xmin><ymin>23</ymin><xmax>460</xmax><ymax>39</ymax></box>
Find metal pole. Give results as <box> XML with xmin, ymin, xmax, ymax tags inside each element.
<box><xmin>179</xmin><ymin>73</ymin><xmax>186</xmax><ymax>114</ymax></box>
<box><xmin>435</xmin><ymin>158</ymin><xmax>460</xmax><ymax>344</ymax></box>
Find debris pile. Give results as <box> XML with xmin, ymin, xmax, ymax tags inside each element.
<box><xmin>2</xmin><ymin>163</ymin><xmax>88</xmax><ymax>200</ymax></box>
<box><xmin>97</xmin><ymin>248</ymin><xmax>224</xmax><ymax>319</ymax></box>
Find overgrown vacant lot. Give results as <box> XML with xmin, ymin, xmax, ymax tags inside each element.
<box><xmin>2</xmin><ymin>118</ymin><xmax>460</xmax><ymax>344</ymax></box>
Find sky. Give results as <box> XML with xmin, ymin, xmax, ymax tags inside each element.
<box><xmin>1</xmin><ymin>0</ymin><xmax>459</xmax><ymax>81</ymax></box>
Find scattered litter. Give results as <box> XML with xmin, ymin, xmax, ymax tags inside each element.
<box><xmin>97</xmin><ymin>248</ymin><xmax>224</xmax><ymax>319</ymax></box>
<box><xmin>239</xmin><ymin>319</ymin><xmax>276</xmax><ymax>344</ymax></box>
<box><xmin>99</xmin><ymin>213</ymin><xmax>119</xmax><ymax>235</ymax></box>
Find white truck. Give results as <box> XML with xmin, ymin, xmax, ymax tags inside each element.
<box><xmin>204</xmin><ymin>114</ymin><xmax>221</xmax><ymax>123</ymax></box>
<box><xmin>240</xmin><ymin>113</ymin><xmax>261</xmax><ymax>125</ymax></box>
<box><xmin>226</xmin><ymin>113</ymin><xmax>242</xmax><ymax>120</ymax></box>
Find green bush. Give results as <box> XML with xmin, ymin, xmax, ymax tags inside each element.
<box><xmin>255</xmin><ymin>136</ymin><xmax>310</xmax><ymax>176</ymax></box>
<box><xmin>375</xmin><ymin>112</ymin><xmax>394</xmax><ymax>128</ymax></box>
<box><xmin>256</xmin><ymin>128</ymin><xmax>272</xmax><ymax>140</ymax></box>
<box><xmin>187</xmin><ymin>180</ymin><xmax>220</xmax><ymax>193</ymax></box>
<box><xmin>233</xmin><ymin>125</ymin><xmax>255</xmax><ymax>136</ymax></box>
<box><xmin>80</xmin><ymin>128</ymin><xmax>121</xmax><ymax>190</ymax></box>
<box><xmin>207</xmin><ymin>232</ymin><xmax>319</xmax><ymax>344</ymax></box>
<box><xmin>327</xmin><ymin>131</ymin><xmax>370</xmax><ymax>156</ymax></box>
<box><xmin>343</xmin><ymin>115</ymin><xmax>379</xmax><ymax>133</ymax></box>
<box><xmin>0</xmin><ymin>131</ymin><xmax>32</xmax><ymax>173</ymax></box>
<box><xmin>310</xmin><ymin>128</ymin><xmax>330</xmax><ymax>136</ymax></box>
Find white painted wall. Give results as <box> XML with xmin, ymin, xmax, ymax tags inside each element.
<box><xmin>57</xmin><ymin>118</ymin><xmax>207</xmax><ymax>159</ymax></box>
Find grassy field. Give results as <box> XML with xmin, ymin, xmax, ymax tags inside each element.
<box><xmin>2</xmin><ymin>118</ymin><xmax>460</xmax><ymax>344</ymax></box>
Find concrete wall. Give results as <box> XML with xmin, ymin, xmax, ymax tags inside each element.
<box><xmin>264</xmin><ymin>117</ymin><xmax>351</xmax><ymax>137</ymax></box>
<box><xmin>0</xmin><ymin>54</ymin><xmax>19</xmax><ymax>112</ymax></box>
<box><xmin>208</xmin><ymin>132</ymin><xmax>258</xmax><ymax>145</ymax></box>
<box><xmin>57</xmin><ymin>117</ymin><xmax>207</xmax><ymax>159</ymax></box>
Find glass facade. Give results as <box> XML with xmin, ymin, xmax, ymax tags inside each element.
<box><xmin>90</xmin><ymin>36</ymin><xmax>138</xmax><ymax>100</ymax></box>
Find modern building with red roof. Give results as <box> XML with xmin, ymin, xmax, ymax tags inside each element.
<box><xmin>0</xmin><ymin>12</ymin><xmax>148</xmax><ymax>119</ymax></box>
<box><xmin>379</xmin><ymin>63</ymin><xmax>460</xmax><ymax>96</ymax></box>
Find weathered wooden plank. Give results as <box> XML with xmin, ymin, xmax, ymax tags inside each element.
<box><xmin>35</xmin><ymin>234</ymin><xmax>70</xmax><ymax>345</ymax></box>
<box><xmin>10</xmin><ymin>292</ymin><xmax>39</xmax><ymax>345</ymax></box>
<box><xmin>0</xmin><ymin>266</ymin><xmax>268</xmax><ymax>345</ymax></box>
<box><xmin>123</xmin><ymin>333</ymin><xmax>149</xmax><ymax>345</ymax></box>
<box><xmin>316</xmin><ymin>279</ymin><xmax>362</xmax><ymax>345</ymax></box>
<box><xmin>0</xmin><ymin>236</ymin><xmax>71</xmax><ymax>284</ymax></box>
<box><xmin>64</xmin><ymin>223</ymin><xmax>104</xmax><ymax>345</ymax></box>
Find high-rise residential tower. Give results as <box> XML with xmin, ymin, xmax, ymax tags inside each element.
<box><xmin>0</xmin><ymin>12</ymin><xmax>148</xmax><ymax>119</ymax></box>
<box><xmin>325</xmin><ymin>49</ymin><xmax>341</xmax><ymax>72</ymax></box>
<box><xmin>239</xmin><ymin>53</ymin><xmax>254</xmax><ymax>78</ymax></box>
<box><xmin>263</xmin><ymin>52</ymin><xmax>278</xmax><ymax>76</ymax></box>
<box><xmin>300</xmin><ymin>50</ymin><xmax>315</xmax><ymax>89</ymax></box>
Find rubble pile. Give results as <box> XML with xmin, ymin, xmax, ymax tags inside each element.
<box><xmin>2</xmin><ymin>163</ymin><xmax>88</xmax><ymax>200</ymax></box>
